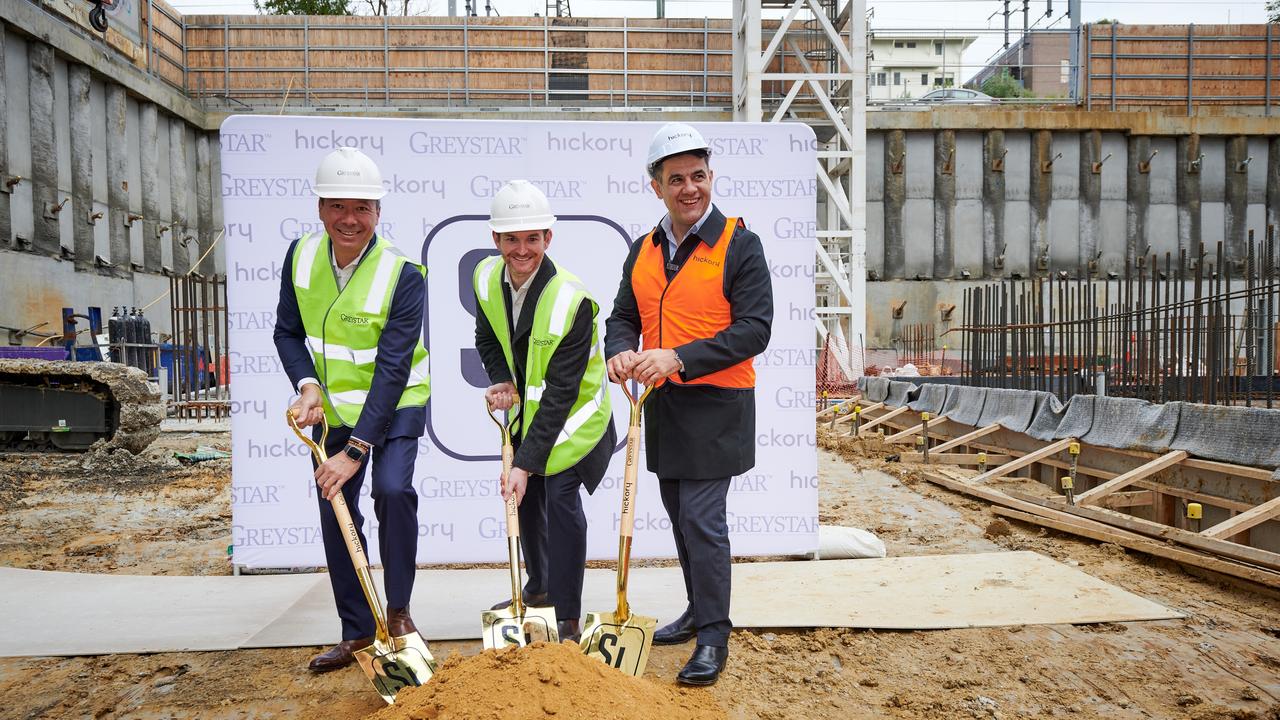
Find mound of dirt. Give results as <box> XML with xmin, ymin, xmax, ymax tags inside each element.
<box><xmin>368</xmin><ymin>641</ymin><xmax>725</xmax><ymax>720</ymax></box>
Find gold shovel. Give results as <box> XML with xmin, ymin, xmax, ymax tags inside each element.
<box><xmin>580</xmin><ymin>383</ymin><xmax>658</xmax><ymax>677</ymax></box>
<box><xmin>480</xmin><ymin>396</ymin><xmax>559</xmax><ymax>649</ymax></box>
<box><xmin>287</xmin><ymin>411</ymin><xmax>436</xmax><ymax>704</ymax></box>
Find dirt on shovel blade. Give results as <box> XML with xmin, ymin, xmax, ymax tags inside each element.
<box><xmin>367</xmin><ymin>640</ymin><xmax>725</xmax><ymax>720</ymax></box>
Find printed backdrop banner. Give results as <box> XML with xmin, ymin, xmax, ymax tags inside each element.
<box><xmin>222</xmin><ymin>115</ymin><xmax>818</xmax><ymax>569</ymax></box>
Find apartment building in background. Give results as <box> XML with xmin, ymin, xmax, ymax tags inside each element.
<box><xmin>971</xmin><ymin>30</ymin><xmax>1074</xmax><ymax>97</ymax></box>
<box><xmin>868</xmin><ymin>31</ymin><xmax>977</xmax><ymax>100</ymax></box>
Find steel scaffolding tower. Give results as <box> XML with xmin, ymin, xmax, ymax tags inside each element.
<box><xmin>734</xmin><ymin>0</ymin><xmax>867</xmax><ymax>378</ymax></box>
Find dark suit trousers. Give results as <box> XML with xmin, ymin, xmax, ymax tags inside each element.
<box><xmin>314</xmin><ymin>426</ymin><xmax>420</xmax><ymax>641</ymax></box>
<box><xmin>658</xmin><ymin>477</ymin><xmax>732</xmax><ymax>647</ymax></box>
<box><xmin>518</xmin><ymin>467</ymin><xmax>589</xmax><ymax>621</ymax></box>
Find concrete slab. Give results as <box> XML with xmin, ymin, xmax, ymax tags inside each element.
<box><xmin>0</xmin><ymin>552</ymin><xmax>1181</xmax><ymax>658</ymax></box>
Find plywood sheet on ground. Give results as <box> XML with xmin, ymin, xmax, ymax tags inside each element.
<box><xmin>0</xmin><ymin>551</ymin><xmax>1180</xmax><ymax>657</ymax></box>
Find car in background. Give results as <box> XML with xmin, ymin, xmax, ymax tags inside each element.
<box><xmin>919</xmin><ymin>88</ymin><xmax>995</xmax><ymax>103</ymax></box>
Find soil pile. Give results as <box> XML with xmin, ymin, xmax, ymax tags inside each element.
<box><xmin>367</xmin><ymin>641</ymin><xmax>726</xmax><ymax>720</ymax></box>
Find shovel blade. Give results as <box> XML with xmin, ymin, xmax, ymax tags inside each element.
<box><xmin>354</xmin><ymin>634</ymin><xmax>438</xmax><ymax>705</ymax></box>
<box><xmin>481</xmin><ymin>605</ymin><xmax>559</xmax><ymax>650</ymax></box>
<box><xmin>579</xmin><ymin>610</ymin><xmax>657</xmax><ymax>677</ymax></box>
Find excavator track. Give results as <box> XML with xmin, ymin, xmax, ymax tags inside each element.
<box><xmin>0</xmin><ymin>359</ymin><xmax>164</xmax><ymax>453</ymax></box>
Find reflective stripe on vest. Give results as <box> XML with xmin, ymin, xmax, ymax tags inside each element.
<box><xmin>291</xmin><ymin>232</ymin><xmax>431</xmax><ymax>427</ymax></box>
<box><xmin>473</xmin><ymin>256</ymin><xmax>612</xmax><ymax>475</ymax></box>
<box><xmin>630</xmin><ymin>217</ymin><xmax>755</xmax><ymax>389</ymax></box>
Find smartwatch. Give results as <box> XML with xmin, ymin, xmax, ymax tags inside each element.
<box><xmin>343</xmin><ymin>442</ymin><xmax>368</xmax><ymax>463</ymax></box>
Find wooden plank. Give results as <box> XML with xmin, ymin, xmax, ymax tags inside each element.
<box><xmin>1098</xmin><ymin>490</ymin><xmax>1155</xmax><ymax>509</ymax></box>
<box><xmin>931</xmin><ymin>424</ymin><xmax>1001</xmax><ymax>454</ymax></box>
<box><xmin>1076</xmin><ymin>451</ymin><xmax>1189</xmax><ymax>506</ymax></box>
<box><xmin>1202</xmin><ymin>495</ymin><xmax>1280</xmax><ymax>540</ymax></box>
<box><xmin>884</xmin><ymin>415</ymin><xmax>950</xmax><ymax>444</ymax></box>
<box><xmin>856</xmin><ymin>405</ymin><xmax>911</xmax><ymax>435</ymax></box>
<box><xmin>1130</xmin><ymin>480</ymin><xmax>1255</xmax><ymax>514</ymax></box>
<box><xmin>900</xmin><ymin>453</ymin><xmax>1013</xmax><ymax>465</ymax></box>
<box><xmin>833</xmin><ymin>401</ymin><xmax>885</xmax><ymax>424</ymax></box>
<box><xmin>970</xmin><ymin>438</ymin><xmax>1075</xmax><ymax>484</ymax></box>
<box><xmin>992</xmin><ymin>508</ymin><xmax>1280</xmax><ymax>590</ymax></box>
<box><xmin>1004</xmin><ymin>490</ymin><xmax>1280</xmax><ymax>573</ymax></box>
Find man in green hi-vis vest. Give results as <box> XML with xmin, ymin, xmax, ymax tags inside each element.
<box><xmin>273</xmin><ymin>147</ymin><xmax>430</xmax><ymax>673</ymax></box>
<box><xmin>474</xmin><ymin>179</ymin><xmax>617</xmax><ymax>643</ymax></box>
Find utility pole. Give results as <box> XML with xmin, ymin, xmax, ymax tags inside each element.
<box><xmin>1068</xmin><ymin>0</ymin><xmax>1081</xmax><ymax>98</ymax></box>
<box><xmin>1020</xmin><ymin>0</ymin><xmax>1028</xmax><ymax>87</ymax></box>
<box><xmin>657</xmin><ymin>0</ymin><xmax>665</xmax><ymax>18</ymax></box>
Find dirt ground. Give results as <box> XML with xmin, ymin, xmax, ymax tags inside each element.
<box><xmin>2</xmin><ymin>428</ymin><xmax>1279</xmax><ymax>719</ymax></box>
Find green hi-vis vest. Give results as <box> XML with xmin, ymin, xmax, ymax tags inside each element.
<box><xmin>291</xmin><ymin>232</ymin><xmax>430</xmax><ymax>428</ymax></box>
<box><xmin>473</xmin><ymin>256</ymin><xmax>611</xmax><ymax>475</ymax></box>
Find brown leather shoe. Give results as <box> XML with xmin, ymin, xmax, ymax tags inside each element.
<box><xmin>308</xmin><ymin>638</ymin><xmax>373</xmax><ymax>673</ymax></box>
<box><xmin>387</xmin><ymin>606</ymin><xmax>418</xmax><ymax>637</ymax></box>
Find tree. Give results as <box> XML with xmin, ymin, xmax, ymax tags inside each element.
<box><xmin>981</xmin><ymin>69</ymin><xmax>1033</xmax><ymax>99</ymax></box>
<box><xmin>254</xmin><ymin>0</ymin><xmax>352</xmax><ymax>14</ymax></box>
<box><xmin>1269</xmin><ymin>0</ymin><xmax>1279</xmax><ymax>23</ymax></box>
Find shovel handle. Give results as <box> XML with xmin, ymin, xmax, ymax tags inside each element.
<box><xmin>614</xmin><ymin>384</ymin><xmax>652</xmax><ymax>619</ymax></box>
<box><xmin>287</xmin><ymin>410</ymin><xmax>392</xmax><ymax>642</ymax></box>
<box><xmin>488</xmin><ymin>397</ymin><xmax>525</xmax><ymax>616</ymax></box>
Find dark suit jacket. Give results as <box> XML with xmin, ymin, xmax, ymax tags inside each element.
<box><xmin>273</xmin><ymin>235</ymin><xmax>427</xmax><ymax>446</ymax></box>
<box><xmin>474</xmin><ymin>257</ymin><xmax>615</xmax><ymax>489</ymax></box>
<box><xmin>604</xmin><ymin>205</ymin><xmax>774</xmax><ymax>479</ymax></box>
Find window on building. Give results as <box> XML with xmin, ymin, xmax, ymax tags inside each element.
<box><xmin>921</xmin><ymin>73</ymin><xmax>929</xmax><ymax>85</ymax></box>
<box><xmin>935</xmin><ymin>41</ymin><xmax>943</xmax><ymax>55</ymax></box>
<box><xmin>876</xmin><ymin>72</ymin><xmax>887</xmax><ymax>86</ymax></box>
<box><xmin>893</xmin><ymin>71</ymin><xmax>901</xmax><ymax>86</ymax></box>
<box><xmin>933</xmin><ymin>76</ymin><xmax>945</xmax><ymax>86</ymax></box>
<box><xmin>906</xmin><ymin>41</ymin><xmax>917</xmax><ymax>48</ymax></box>
<box><xmin>893</xmin><ymin>40</ymin><xmax>904</xmax><ymax>48</ymax></box>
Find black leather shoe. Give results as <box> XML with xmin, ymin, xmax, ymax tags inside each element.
<box><xmin>676</xmin><ymin>644</ymin><xmax>728</xmax><ymax>686</ymax></box>
<box><xmin>308</xmin><ymin>637</ymin><xmax>373</xmax><ymax>673</ymax></box>
<box><xmin>557</xmin><ymin>618</ymin><xmax>581</xmax><ymax>644</ymax></box>
<box><xmin>653</xmin><ymin>609</ymin><xmax>696</xmax><ymax>645</ymax></box>
<box><xmin>490</xmin><ymin>590</ymin><xmax>549</xmax><ymax>611</ymax></box>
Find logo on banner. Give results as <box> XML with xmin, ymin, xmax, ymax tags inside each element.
<box><xmin>228</xmin><ymin>310</ymin><xmax>277</xmax><ymax>332</ymax></box>
<box><xmin>705</xmin><ymin>136</ymin><xmax>767</xmax><ymax>157</ymax></box>
<box><xmin>229</xmin><ymin>351</ymin><xmax>284</xmax><ymax>377</ymax></box>
<box><xmin>419</xmin><ymin>215</ymin><xmax>632</xmax><ymax>461</ymax></box>
<box><xmin>469</xmin><ymin>176</ymin><xmax>583</xmax><ymax>199</ymax></box>
<box><xmin>226</xmin><ymin>222</ymin><xmax>255</xmax><ymax>242</ymax></box>
<box><xmin>295</xmin><ymin>128</ymin><xmax>385</xmax><ymax>155</ymax></box>
<box><xmin>767</xmin><ymin>259</ymin><xmax>815</xmax><ymax>280</ymax></box>
<box><xmin>757</xmin><ymin>347</ymin><xmax>817</xmax><ymax>367</ymax></box>
<box><xmin>233</xmin><ymin>261</ymin><xmax>283</xmax><ymax>285</ymax></box>
<box><xmin>233</xmin><ymin>524</ymin><xmax>324</xmax><ymax>546</ymax></box>
<box><xmin>222</xmin><ymin>174</ymin><xmax>314</xmax><ymax>198</ymax></box>
<box><xmin>773</xmin><ymin>217</ymin><xmax>817</xmax><ymax>240</ymax></box>
<box><xmin>222</xmin><ymin>132</ymin><xmax>268</xmax><ymax>153</ymax></box>
<box><xmin>408</xmin><ymin>133</ymin><xmax>523</xmax><ymax>156</ymax></box>
<box><xmin>232</xmin><ymin>484</ymin><xmax>283</xmax><ymax>505</ymax></box>
<box><xmin>727</xmin><ymin>513</ymin><xmax>818</xmax><ymax>534</ymax></box>
<box><xmin>279</xmin><ymin>217</ymin><xmax>399</xmax><ymax>241</ymax></box>
<box><xmin>544</xmin><ymin>131</ymin><xmax>633</xmax><ymax>155</ymax></box>
<box><xmin>713</xmin><ymin>176</ymin><xmax>816</xmax><ymax>199</ymax></box>
<box><xmin>773</xmin><ymin>386</ymin><xmax>817</xmax><ymax>410</ymax></box>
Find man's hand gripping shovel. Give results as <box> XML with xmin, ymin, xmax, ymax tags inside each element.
<box><xmin>580</xmin><ymin>383</ymin><xmax>657</xmax><ymax>677</ymax></box>
<box><xmin>287</xmin><ymin>410</ymin><xmax>436</xmax><ymax>704</ymax></box>
<box><xmin>480</xmin><ymin>396</ymin><xmax>559</xmax><ymax>648</ymax></box>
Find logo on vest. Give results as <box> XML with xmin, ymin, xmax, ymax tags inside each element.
<box><xmin>531</xmin><ymin>337</ymin><xmax>554</xmax><ymax>347</ymax></box>
<box><xmin>689</xmin><ymin>255</ymin><xmax>721</xmax><ymax>268</ymax></box>
<box><xmin>339</xmin><ymin>313</ymin><xmax>370</xmax><ymax>325</ymax></box>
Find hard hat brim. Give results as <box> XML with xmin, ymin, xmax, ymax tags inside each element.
<box><xmin>488</xmin><ymin>215</ymin><xmax>557</xmax><ymax>234</ymax></box>
<box><xmin>314</xmin><ymin>183</ymin><xmax>388</xmax><ymax>200</ymax></box>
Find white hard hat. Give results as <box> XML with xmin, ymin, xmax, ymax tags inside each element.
<box><xmin>488</xmin><ymin>179</ymin><xmax>557</xmax><ymax>234</ymax></box>
<box><xmin>313</xmin><ymin>146</ymin><xmax>387</xmax><ymax>200</ymax></box>
<box><xmin>646</xmin><ymin>122</ymin><xmax>710</xmax><ymax>174</ymax></box>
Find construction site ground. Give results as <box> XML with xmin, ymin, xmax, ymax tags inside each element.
<box><xmin>1</xmin><ymin>428</ymin><xmax>1278</xmax><ymax>720</ymax></box>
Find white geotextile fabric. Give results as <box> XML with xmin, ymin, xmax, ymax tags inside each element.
<box><xmin>815</xmin><ymin>526</ymin><xmax>888</xmax><ymax>560</ymax></box>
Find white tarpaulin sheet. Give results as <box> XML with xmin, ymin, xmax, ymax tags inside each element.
<box><xmin>221</xmin><ymin>116</ymin><xmax>819</xmax><ymax>568</ymax></box>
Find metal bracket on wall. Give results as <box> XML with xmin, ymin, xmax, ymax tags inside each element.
<box><xmin>939</xmin><ymin>303</ymin><xmax>955</xmax><ymax>322</ymax></box>
<box><xmin>1091</xmin><ymin>153</ymin><xmax>1112</xmax><ymax>174</ymax></box>
<box><xmin>1187</xmin><ymin>153</ymin><xmax>1204</xmax><ymax>174</ymax></box>
<box><xmin>124</xmin><ymin>213</ymin><xmax>143</xmax><ymax>228</ymax></box>
<box><xmin>941</xmin><ymin>148</ymin><xmax>955</xmax><ymax>176</ymax></box>
<box><xmin>44</xmin><ymin>198</ymin><xmax>70</xmax><ymax>220</ymax></box>
<box><xmin>891</xmin><ymin>300</ymin><xmax>907</xmax><ymax>319</ymax></box>
<box><xmin>1041</xmin><ymin>152</ymin><xmax>1062</xmax><ymax>174</ymax></box>
<box><xmin>87</xmin><ymin>211</ymin><xmax>104</xmax><ymax>226</ymax></box>
<box><xmin>992</xmin><ymin>149</ymin><xmax>1007</xmax><ymax>173</ymax></box>
<box><xmin>1138</xmin><ymin>149</ymin><xmax>1158</xmax><ymax>174</ymax></box>
<box><xmin>1</xmin><ymin>176</ymin><xmax>22</xmax><ymax>194</ymax></box>
<box><xmin>1236</xmin><ymin>156</ymin><xmax>1253</xmax><ymax>174</ymax></box>
<box><xmin>890</xmin><ymin>153</ymin><xmax>904</xmax><ymax>175</ymax></box>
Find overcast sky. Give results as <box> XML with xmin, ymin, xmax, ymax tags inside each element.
<box><xmin>166</xmin><ymin>0</ymin><xmax>1268</xmax><ymax>81</ymax></box>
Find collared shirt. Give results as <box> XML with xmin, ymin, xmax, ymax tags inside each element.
<box><xmin>503</xmin><ymin>260</ymin><xmax>542</xmax><ymax>329</ymax></box>
<box><xmin>659</xmin><ymin>203</ymin><xmax>716</xmax><ymax>259</ymax></box>
<box><xmin>329</xmin><ymin>238</ymin><xmax>375</xmax><ymax>292</ymax></box>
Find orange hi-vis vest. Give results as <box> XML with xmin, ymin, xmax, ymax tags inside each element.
<box><xmin>631</xmin><ymin>217</ymin><xmax>756</xmax><ymax>389</ymax></box>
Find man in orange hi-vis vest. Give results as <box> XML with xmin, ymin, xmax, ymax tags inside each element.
<box><xmin>604</xmin><ymin>122</ymin><xmax>773</xmax><ymax>686</ymax></box>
